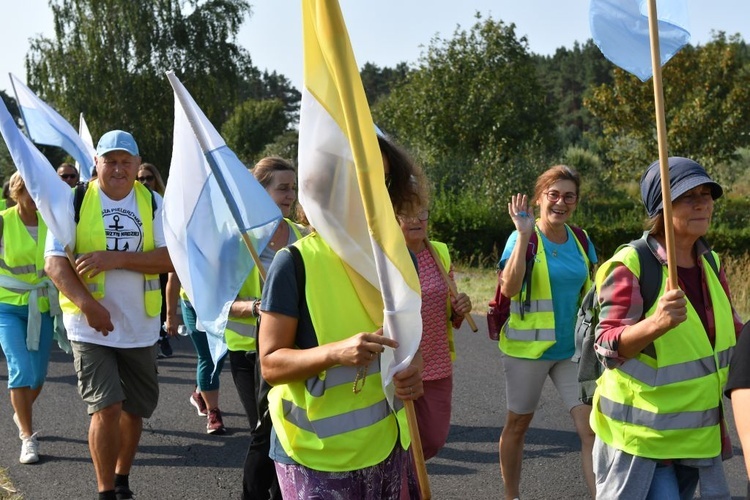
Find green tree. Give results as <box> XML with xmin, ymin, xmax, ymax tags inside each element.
<box><xmin>534</xmin><ymin>40</ymin><xmax>612</xmax><ymax>150</ymax></box>
<box><xmin>373</xmin><ymin>13</ymin><xmax>555</xmax><ymax>170</ymax></box>
<box><xmin>585</xmin><ymin>33</ymin><xmax>750</xmax><ymax>181</ymax></box>
<box><xmin>360</xmin><ymin>62</ymin><xmax>410</xmax><ymax>106</ymax></box>
<box><xmin>222</xmin><ymin>98</ymin><xmax>288</xmax><ymax>166</ymax></box>
<box><xmin>24</xmin><ymin>0</ymin><xmax>290</xmax><ymax>175</ymax></box>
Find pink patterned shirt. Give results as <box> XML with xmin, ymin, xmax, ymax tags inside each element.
<box><xmin>416</xmin><ymin>247</ymin><xmax>456</xmax><ymax>381</ymax></box>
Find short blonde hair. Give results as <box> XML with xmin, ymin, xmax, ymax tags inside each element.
<box><xmin>8</xmin><ymin>172</ymin><xmax>26</xmax><ymax>202</ymax></box>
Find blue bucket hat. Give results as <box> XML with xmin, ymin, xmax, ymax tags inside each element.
<box><xmin>640</xmin><ymin>157</ymin><xmax>723</xmax><ymax>217</ymax></box>
<box><xmin>96</xmin><ymin>130</ymin><xmax>139</xmax><ymax>157</ymax></box>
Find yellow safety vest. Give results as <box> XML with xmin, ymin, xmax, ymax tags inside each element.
<box><xmin>500</xmin><ymin>224</ymin><xmax>591</xmax><ymax>359</ymax></box>
<box><xmin>225</xmin><ymin>220</ymin><xmax>304</xmax><ymax>352</ymax></box>
<box><xmin>590</xmin><ymin>246</ymin><xmax>735</xmax><ymax>459</ymax></box>
<box><xmin>0</xmin><ymin>207</ymin><xmax>49</xmax><ymax>311</ymax></box>
<box><xmin>430</xmin><ymin>241</ymin><xmax>456</xmax><ymax>361</ymax></box>
<box><xmin>59</xmin><ymin>181</ymin><xmax>161</xmax><ymax>316</ymax></box>
<box><xmin>268</xmin><ymin>232</ymin><xmax>410</xmax><ymax>472</ymax></box>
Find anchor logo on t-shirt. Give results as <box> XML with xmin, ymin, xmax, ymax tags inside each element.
<box><xmin>108</xmin><ymin>215</ymin><xmax>129</xmax><ymax>251</ymax></box>
<box><xmin>104</xmin><ymin>209</ymin><xmax>143</xmax><ymax>252</ymax></box>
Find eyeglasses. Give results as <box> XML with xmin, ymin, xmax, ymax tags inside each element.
<box><xmin>138</xmin><ymin>175</ymin><xmax>155</xmax><ymax>183</ymax></box>
<box><xmin>544</xmin><ymin>191</ymin><xmax>578</xmax><ymax>205</ymax></box>
<box><xmin>60</xmin><ymin>174</ymin><xmax>78</xmax><ymax>180</ymax></box>
<box><xmin>397</xmin><ymin>209</ymin><xmax>429</xmax><ymax>223</ymax></box>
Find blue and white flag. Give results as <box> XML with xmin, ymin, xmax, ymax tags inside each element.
<box><xmin>9</xmin><ymin>73</ymin><xmax>95</xmax><ymax>180</ymax></box>
<box><xmin>590</xmin><ymin>0</ymin><xmax>690</xmax><ymax>81</ymax></box>
<box><xmin>77</xmin><ymin>113</ymin><xmax>95</xmax><ymax>178</ymax></box>
<box><xmin>0</xmin><ymin>97</ymin><xmax>76</xmax><ymax>250</ymax></box>
<box><xmin>163</xmin><ymin>72</ymin><xmax>282</xmax><ymax>365</ymax></box>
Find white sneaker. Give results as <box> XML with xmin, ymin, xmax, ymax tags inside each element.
<box><xmin>12</xmin><ymin>412</ymin><xmax>23</xmax><ymax>439</ymax></box>
<box><xmin>19</xmin><ymin>433</ymin><xmax>39</xmax><ymax>464</ymax></box>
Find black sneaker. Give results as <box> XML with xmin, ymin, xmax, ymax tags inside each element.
<box><xmin>157</xmin><ymin>336</ymin><xmax>173</xmax><ymax>358</ymax></box>
<box><xmin>115</xmin><ymin>486</ymin><xmax>134</xmax><ymax>500</ymax></box>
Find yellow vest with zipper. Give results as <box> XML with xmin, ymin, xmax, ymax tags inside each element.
<box><xmin>268</xmin><ymin>233</ymin><xmax>410</xmax><ymax>472</ymax></box>
<box><xmin>59</xmin><ymin>180</ymin><xmax>161</xmax><ymax>317</ymax></box>
<box><xmin>590</xmin><ymin>246</ymin><xmax>735</xmax><ymax>459</ymax></box>
<box><xmin>225</xmin><ymin>219</ymin><xmax>303</xmax><ymax>352</ymax></box>
<box><xmin>500</xmin><ymin>224</ymin><xmax>591</xmax><ymax>359</ymax></box>
<box><xmin>0</xmin><ymin>207</ymin><xmax>49</xmax><ymax>310</ymax></box>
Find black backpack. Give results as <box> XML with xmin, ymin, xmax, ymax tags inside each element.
<box><xmin>573</xmin><ymin>235</ymin><xmax>719</xmax><ymax>405</ymax></box>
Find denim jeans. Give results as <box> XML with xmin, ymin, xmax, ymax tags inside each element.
<box><xmin>645</xmin><ymin>463</ymin><xmax>699</xmax><ymax>500</ymax></box>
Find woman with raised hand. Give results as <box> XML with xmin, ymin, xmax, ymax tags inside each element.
<box><xmin>0</xmin><ymin>173</ymin><xmax>60</xmax><ymax>464</ymax></box>
<box><xmin>498</xmin><ymin>165</ymin><xmax>597</xmax><ymax>499</ymax></box>
<box><xmin>592</xmin><ymin>157</ymin><xmax>742</xmax><ymax>499</ymax></box>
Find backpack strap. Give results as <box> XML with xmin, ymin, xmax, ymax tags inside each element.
<box><xmin>569</xmin><ymin>225</ymin><xmax>590</xmax><ymax>257</ymax></box>
<box><xmin>74</xmin><ymin>182</ymin><xmax>157</xmax><ymax>224</ymax></box>
<box><xmin>629</xmin><ymin>237</ymin><xmax>662</xmax><ymax>314</ymax></box>
<box><xmin>73</xmin><ymin>182</ymin><xmax>88</xmax><ymax>224</ymax></box>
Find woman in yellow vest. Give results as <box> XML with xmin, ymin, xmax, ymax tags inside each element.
<box><xmin>384</xmin><ymin>137</ymin><xmax>473</xmax><ymax>460</ymax></box>
<box><xmin>232</xmin><ymin>156</ymin><xmax>305</xmax><ymax>500</ymax></box>
<box><xmin>592</xmin><ymin>157</ymin><xmax>742</xmax><ymax>499</ymax></box>
<box><xmin>499</xmin><ymin>165</ymin><xmax>597</xmax><ymax>499</ymax></box>
<box><xmin>258</xmin><ymin>145</ymin><xmax>423</xmax><ymax>498</ymax></box>
<box><xmin>0</xmin><ymin>173</ymin><xmax>58</xmax><ymax>464</ymax></box>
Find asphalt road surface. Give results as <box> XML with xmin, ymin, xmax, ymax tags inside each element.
<box><xmin>0</xmin><ymin>316</ymin><xmax>747</xmax><ymax>499</ymax></box>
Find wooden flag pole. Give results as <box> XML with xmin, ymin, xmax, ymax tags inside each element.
<box><xmin>646</xmin><ymin>0</ymin><xmax>679</xmax><ymax>290</ymax></box>
<box><xmin>404</xmin><ymin>399</ymin><xmax>431</xmax><ymax>499</ymax></box>
<box><xmin>424</xmin><ymin>239</ymin><xmax>478</xmax><ymax>332</ymax></box>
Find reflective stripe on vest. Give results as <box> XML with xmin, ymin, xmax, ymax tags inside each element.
<box><xmin>590</xmin><ymin>245</ymin><xmax>735</xmax><ymax>459</ymax></box>
<box><xmin>226</xmin><ymin>320</ymin><xmax>256</xmax><ymax>338</ymax></box>
<box><xmin>282</xmin><ymin>397</ymin><xmax>391</xmax><ymax>440</ymax></box>
<box><xmin>305</xmin><ymin>362</ymin><xmax>382</xmax><ymax>398</ymax></box>
<box><xmin>503</xmin><ymin>326</ymin><xmax>557</xmax><ymax>342</ymax></box>
<box><xmin>0</xmin><ymin>207</ymin><xmax>50</xmax><ymax>310</ymax></box>
<box><xmin>0</xmin><ymin>260</ymin><xmax>35</xmax><ymax>275</ymax></box>
<box><xmin>509</xmin><ymin>299</ymin><xmax>554</xmax><ymax>315</ymax></box>
<box><xmin>598</xmin><ymin>395</ymin><xmax>720</xmax><ymax>431</ymax></box>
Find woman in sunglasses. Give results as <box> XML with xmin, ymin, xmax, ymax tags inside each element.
<box><xmin>498</xmin><ymin>165</ymin><xmax>597</xmax><ymax>499</ymax></box>
<box><xmin>137</xmin><ymin>163</ymin><xmax>166</xmax><ymax>195</ymax></box>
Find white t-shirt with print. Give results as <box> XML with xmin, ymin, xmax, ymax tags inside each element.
<box><xmin>45</xmin><ymin>187</ymin><xmax>167</xmax><ymax>348</ymax></box>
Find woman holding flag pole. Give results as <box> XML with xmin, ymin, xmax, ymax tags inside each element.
<box><xmin>257</xmin><ymin>142</ymin><xmax>424</xmax><ymax>498</ymax></box>
<box><xmin>589</xmin><ymin>1</ymin><xmax>740</xmax><ymax>498</ymax></box>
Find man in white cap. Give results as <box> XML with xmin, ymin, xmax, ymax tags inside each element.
<box><xmin>45</xmin><ymin>130</ymin><xmax>173</xmax><ymax>500</ymax></box>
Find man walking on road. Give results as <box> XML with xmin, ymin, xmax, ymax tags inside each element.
<box><xmin>45</xmin><ymin>130</ymin><xmax>173</xmax><ymax>500</ymax></box>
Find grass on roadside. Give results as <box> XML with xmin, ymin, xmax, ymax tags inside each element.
<box><xmin>453</xmin><ymin>263</ymin><xmax>498</xmax><ymax>314</ymax></box>
<box><xmin>456</xmin><ymin>251</ymin><xmax>750</xmax><ymax>322</ymax></box>
<box><xmin>0</xmin><ymin>467</ymin><xmax>21</xmax><ymax>500</ymax></box>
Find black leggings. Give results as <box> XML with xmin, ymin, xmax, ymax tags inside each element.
<box><xmin>228</xmin><ymin>350</ymin><xmax>280</xmax><ymax>500</ymax></box>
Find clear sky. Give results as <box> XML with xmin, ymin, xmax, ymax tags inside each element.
<box><xmin>2</xmin><ymin>0</ymin><xmax>749</xmax><ymax>94</ymax></box>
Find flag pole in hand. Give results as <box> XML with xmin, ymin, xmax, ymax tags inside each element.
<box><xmin>424</xmin><ymin>239</ymin><xmax>477</xmax><ymax>332</ymax></box>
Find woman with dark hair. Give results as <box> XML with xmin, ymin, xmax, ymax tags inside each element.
<box><xmin>498</xmin><ymin>165</ymin><xmax>597</xmax><ymax>499</ymax></box>
<box><xmin>591</xmin><ymin>157</ymin><xmax>742</xmax><ymax>499</ymax></box>
<box><xmin>258</xmin><ymin>139</ymin><xmax>422</xmax><ymax>498</ymax></box>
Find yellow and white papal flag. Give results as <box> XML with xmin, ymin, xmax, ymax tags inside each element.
<box><xmin>299</xmin><ymin>0</ymin><xmax>422</xmax><ymax>405</ymax></box>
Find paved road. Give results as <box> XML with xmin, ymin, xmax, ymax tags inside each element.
<box><xmin>1</xmin><ymin>316</ymin><xmax>747</xmax><ymax>499</ymax></box>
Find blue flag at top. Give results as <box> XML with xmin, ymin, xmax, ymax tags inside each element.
<box><xmin>590</xmin><ymin>0</ymin><xmax>690</xmax><ymax>82</ymax></box>
<box><xmin>9</xmin><ymin>73</ymin><xmax>95</xmax><ymax>180</ymax></box>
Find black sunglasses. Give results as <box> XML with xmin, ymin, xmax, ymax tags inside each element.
<box><xmin>138</xmin><ymin>175</ymin><xmax>155</xmax><ymax>182</ymax></box>
<box><xmin>60</xmin><ymin>173</ymin><xmax>78</xmax><ymax>180</ymax></box>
